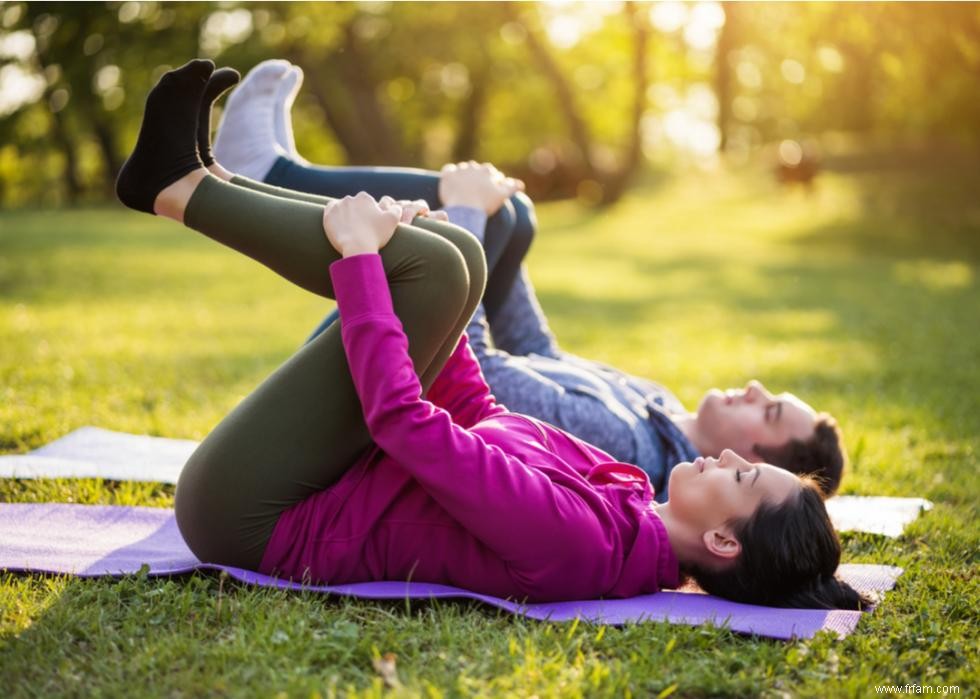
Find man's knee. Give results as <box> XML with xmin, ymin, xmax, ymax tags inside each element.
<box><xmin>486</xmin><ymin>198</ymin><xmax>517</xmax><ymax>241</ymax></box>
<box><xmin>510</xmin><ymin>192</ymin><xmax>538</xmax><ymax>250</ymax></box>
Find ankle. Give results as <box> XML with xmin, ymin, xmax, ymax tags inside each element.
<box><xmin>207</xmin><ymin>162</ymin><xmax>234</xmax><ymax>182</ymax></box>
<box><xmin>153</xmin><ymin>169</ymin><xmax>209</xmax><ymax>222</ymax></box>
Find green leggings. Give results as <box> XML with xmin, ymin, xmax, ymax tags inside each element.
<box><xmin>173</xmin><ymin>174</ymin><xmax>486</xmax><ymax>570</ymax></box>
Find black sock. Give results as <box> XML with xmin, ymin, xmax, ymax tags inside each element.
<box><xmin>198</xmin><ymin>67</ymin><xmax>241</xmax><ymax>167</ymax></box>
<box><xmin>115</xmin><ymin>59</ymin><xmax>215</xmax><ymax>214</ymax></box>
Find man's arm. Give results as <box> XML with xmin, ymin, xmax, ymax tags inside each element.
<box><xmin>487</xmin><ymin>265</ymin><xmax>561</xmax><ymax>359</ymax></box>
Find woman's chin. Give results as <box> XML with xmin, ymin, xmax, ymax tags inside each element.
<box><xmin>668</xmin><ymin>461</ymin><xmax>695</xmax><ymax>492</ymax></box>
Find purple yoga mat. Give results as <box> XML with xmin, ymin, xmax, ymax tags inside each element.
<box><xmin>0</xmin><ymin>503</ymin><xmax>902</xmax><ymax>640</ymax></box>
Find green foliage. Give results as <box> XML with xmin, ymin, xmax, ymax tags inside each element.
<box><xmin>1</xmin><ymin>160</ymin><xmax>977</xmax><ymax>696</ymax></box>
<box><xmin>720</xmin><ymin>2</ymin><xmax>980</xmax><ymax>150</ymax></box>
<box><xmin>2</xmin><ymin>2</ymin><xmax>980</xmax><ymax>206</ymax></box>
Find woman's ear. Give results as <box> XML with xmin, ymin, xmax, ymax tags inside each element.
<box><xmin>702</xmin><ymin>528</ymin><xmax>741</xmax><ymax>560</ymax></box>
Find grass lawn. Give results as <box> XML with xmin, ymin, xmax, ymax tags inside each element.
<box><xmin>1</xmin><ymin>160</ymin><xmax>977</xmax><ymax>697</ymax></box>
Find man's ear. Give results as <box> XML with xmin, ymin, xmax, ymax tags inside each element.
<box><xmin>702</xmin><ymin>528</ymin><xmax>741</xmax><ymax>560</ymax></box>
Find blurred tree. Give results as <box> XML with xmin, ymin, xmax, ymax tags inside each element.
<box><xmin>714</xmin><ymin>2</ymin><xmax>980</xmax><ymax>151</ymax></box>
<box><xmin>715</xmin><ymin>1</ymin><xmax>737</xmax><ymax>152</ymax></box>
<box><xmin>287</xmin><ymin>5</ymin><xmax>412</xmax><ymax>164</ymax></box>
<box><xmin>1</xmin><ymin>1</ymin><xmax>208</xmax><ymax>203</ymax></box>
<box><xmin>505</xmin><ymin>1</ymin><xmax>650</xmax><ymax>204</ymax></box>
<box><xmin>1</xmin><ymin>1</ymin><xmax>979</xmax><ymax>208</ymax></box>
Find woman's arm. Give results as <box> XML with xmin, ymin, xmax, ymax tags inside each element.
<box><xmin>424</xmin><ymin>334</ymin><xmax>507</xmax><ymax>429</ymax></box>
<box><xmin>330</xmin><ymin>251</ymin><xmax>618</xmax><ymax>574</ymax></box>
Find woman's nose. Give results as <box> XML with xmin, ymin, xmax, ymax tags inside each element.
<box><xmin>745</xmin><ymin>380</ymin><xmax>769</xmax><ymax>400</ymax></box>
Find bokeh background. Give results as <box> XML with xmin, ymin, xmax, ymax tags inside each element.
<box><xmin>1</xmin><ymin>1</ymin><xmax>979</xmax><ymax>207</ymax></box>
<box><xmin>2</xmin><ymin>4</ymin><xmax>979</xmax><ymax>695</ymax></box>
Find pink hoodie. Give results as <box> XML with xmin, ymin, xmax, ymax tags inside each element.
<box><xmin>258</xmin><ymin>254</ymin><xmax>679</xmax><ymax>602</ymax></box>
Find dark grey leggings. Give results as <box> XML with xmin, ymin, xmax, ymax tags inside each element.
<box><xmin>263</xmin><ymin>156</ymin><xmax>537</xmax><ymax>321</ymax></box>
<box><xmin>173</xmin><ymin>174</ymin><xmax>486</xmax><ymax>570</ymax></box>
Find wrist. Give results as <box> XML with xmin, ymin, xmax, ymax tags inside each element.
<box><xmin>443</xmin><ymin>203</ymin><xmax>486</xmax><ymax>216</ymax></box>
<box><xmin>443</xmin><ymin>206</ymin><xmax>488</xmax><ymax>240</ymax></box>
<box><xmin>340</xmin><ymin>242</ymin><xmax>380</xmax><ymax>257</ymax></box>
<box><xmin>441</xmin><ymin>196</ymin><xmax>486</xmax><ymax>212</ymax></box>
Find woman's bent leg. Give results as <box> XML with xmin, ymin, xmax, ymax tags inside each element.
<box><xmin>261</xmin><ymin>159</ymin><xmax>517</xmax><ymax>275</ymax></box>
<box><xmin>175</xmin><ymin>177</ymin><xmax>484</xmax><ymax>569</ymax></box>
<box><xmin>221</xmin><ymin>174</ymin><xmax>486</xmax><ymax>386</ymax></box>
<box><xmin>260</xmin><ymin>160</ymin><xmax>539</xmax><ymax>328</ymax></box>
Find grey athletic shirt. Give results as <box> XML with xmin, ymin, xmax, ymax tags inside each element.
<box><xmin>443</xmin><ymin>207</ymin><xmax>701</xmax><ymax>501</ymax></box>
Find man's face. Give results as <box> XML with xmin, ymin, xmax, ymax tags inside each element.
<box><xmin>695</xmin><ymin>380</ymin><xmax>817</xmax><ymax>460</ymax></box>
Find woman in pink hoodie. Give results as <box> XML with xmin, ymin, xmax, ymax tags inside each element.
<box><xmin>118</xmin><ymin>61</ymin><xmax>866</xmax><ymax>610</ymax></box>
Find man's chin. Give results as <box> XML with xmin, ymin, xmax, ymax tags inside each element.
<box><xmin>697</xmin><ymin>388</ymin><xmax>724</xmax><ymax>417</ymax></box>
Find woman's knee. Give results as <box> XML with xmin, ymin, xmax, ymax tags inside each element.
<box><xmin>387</xmin><ymin>223</ymin><xmax>475</xmax><ymax>319</ymax></box>
<box><xmin>407</xmin><ymin>218</ymin><xmax>487</xmax><ymax>300</ymax></box>
<box><xmin>174</xmin><ymin>456</ymin><xmax>235</xmax><ymax>565</ymax></box>
<box><xmin>442</xmin><ymin>223</ymin><xmax>488</xmax><ymax>296</ymax></box>
<box><xmin>174</xmin><ymin>450</ymin><xmax>273</xmax><ymax>569</ymax></box>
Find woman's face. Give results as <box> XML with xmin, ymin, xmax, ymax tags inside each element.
<box><xmin>667</xmin><ymin>449</ymin><xmax>800</xmax><ymax>535</ymax></box>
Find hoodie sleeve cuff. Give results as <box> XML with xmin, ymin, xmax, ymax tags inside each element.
<box><xmin>329</xmin><ymin>253</ymin><xmax>394</xmax><ymax>320</ymax></box>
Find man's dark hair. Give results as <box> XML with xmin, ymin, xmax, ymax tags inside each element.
<box><xmin>687</xmin><ymin>480</ymin><xmax>871</xmax><ymax>610</ymax></box>
<box><xmin>754</xmin><ymin>413</ymin><xmax>846</xmax><ymax>497</ymax></box>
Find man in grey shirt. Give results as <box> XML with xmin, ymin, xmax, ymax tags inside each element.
<box><xmin>303</xmin><ymin>164</ymin><xmax>845</xmax><ymax>500</ymax></box>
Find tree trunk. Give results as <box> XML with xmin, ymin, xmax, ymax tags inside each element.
<box><xmin>308</xmin><ymin>74</ymin><xmax>378</xmax><ymax>164</ymax></box>
<box><xmin>602</xmin><ymin>2</ymin><xmax>649</xmax><ymax>204</ymax></box>
<box><xmin>88</xmin><ymin>114</ymin><xmax>123</xmax><ymax>195</ymax></box>
<box><xmin>29</xmin><ymin>24</ymin><xmax>82</xmax><ymax>203</ymax></box>
<box><xmin>510</xmin><ymin>5</ymin><xmax>596</xmax><ymax>174</ymax></box>
<box><xmin>837</xmin><ymin>32</ymin><xmax>875</xmax><ymax>132</ymax></box>
<box><xmin>290</xmin><ymin>19</ymin><xmax>412</xmax><ymax>166</ymax></box>
<box><xmin>285</xmin><ymin>43</ymin><xmax>379</xmax><ymax>165</ymax></box>
<box><xmin>508</xmin><ymin>2</ymin><xmax>652</xmax><ymax>207</ymax></box>
<box><xmin>715</xmin><ymin>2</ymin><xmax>736</xmax><ymax>152</ymax></box>
<box><xmin>334</xmin><ymin>19</ymin><xmax>411</xmax><ymax>165</ymax></box>
<box><xmin>49</xmin><ymin>109</ymin><xmax>83</xmax><ymax>204</ymax></box>
<box><xmin>452</xmin><ymin>64</ymin><xmax>489</xmax><ymax>161</ymax></box>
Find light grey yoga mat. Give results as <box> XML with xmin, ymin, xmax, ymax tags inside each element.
<box><xmin>0</xmin><ymin>427</ymin><xmax>932</xmax><ymax>536</ymax></box>
<box><xmin>0</xmin><ymin>427</ymin><xmax>196</xmax><ymax>483</ymax></box>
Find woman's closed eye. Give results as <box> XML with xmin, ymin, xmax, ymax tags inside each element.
<box><xmin>765</xmin><ymin>401</ymin><xmax>783</xmax><ymax>423</ymax></box>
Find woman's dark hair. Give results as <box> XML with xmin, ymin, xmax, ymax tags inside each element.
<box><xmin>755</xmin><ymin>413</ymin><xmax>846</xmax><ymax>498</ymax></box>
<box><xmin>687</xmin><ymin>479</ymin><xmax>872</xmax><ymax>610</ymax></box>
